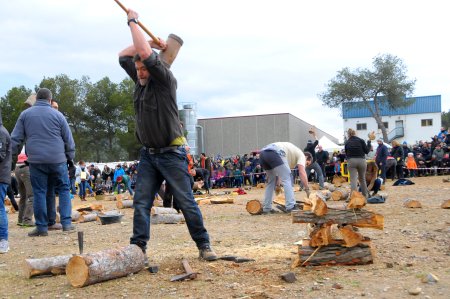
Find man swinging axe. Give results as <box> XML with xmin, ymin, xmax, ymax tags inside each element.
<box><xmin>118</xmin><ymin>7</ymin><xmax>218</xmax><ymax>261</ymax></box>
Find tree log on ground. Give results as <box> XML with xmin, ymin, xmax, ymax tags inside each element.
<box><xmin>292</xmin><ymin>208</ymin><xmax>384</xmax><ymax>230</ymax></box>
<box><xmin>246</xmin><ymin>200</ymin><xmax>263</xmax><ymax>215</ymax></box>
<box><xmin>403</xmin><ymin>199</ymin><xmax>422</xmax><ymax>208</ymax></box>
<box><xmin>78</xmin><ymin>213</ymin><xmax>98</xmax><ymax>223</ymax></box>
<box><xmin>297</xmin><ymin>242</ymin><xmax>373</xmax><ymax>266</ymax></box>
<box><xmin>331</xmin><ymin>188</ymin><xmax>350</xmax><ymax>201</ymax></box>
<box><xmin>71</xmin><ymin>211</ymin><xmax>81</xmax><ymax>222</ymax></box>
<box><xmin>150</xmin><ymin>214</ymin><xmax>185</xmax><ymax>224</ymax></box>
<box><xmin>210</xmin><ymin>197</ymin><xmax>234</xmax><ymax>204</ymax></box>
<box><xmin>347</xmin><ymin>191</ymin><xmax>366</xmax><ymax>209</ymax></box>
<box><xmin>323</xmin><ymin>182</ymin><xmax>336</xmax><ymax>192</ymax></box>
<box><xmin>24</xmin><ymin>255</ymin><xmax>72</xmax><ymax>278</ymax></box>
<box><xmin>116</xmin><ymin>200</ymin><xmax>134</xmax><ymax>209</ymax></box>
<box><xmin>66</xmin><ymin>245</ymin><xmax>145</xmax><ymax>288</ymax></box>
<box><xmin>150</xmin><ymin>207</ymin><xmax>178</xmax><ymax>215</ymax></box>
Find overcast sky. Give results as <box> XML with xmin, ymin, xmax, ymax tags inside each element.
<box><xmin>1</xmin><ymin>0</ymin><xmax>449</xmax><ymax>142</ymax></box>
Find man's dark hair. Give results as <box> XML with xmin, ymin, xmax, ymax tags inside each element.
<box><xmin>304</xmin><ymin>152</ymin><xmax>313</xmax><ymax>162</ymax></box>
<box><xmin>36</xmin><ymin>88</ymin><xmax>52</xmax><ymax>101</ymax></box>
<box><xmin>133</xmin><ymin>54</ymin><xmax>142</xmax><ymax>63</ymax></box>
<box><xmin>201</xmin><ymin>153</ymin><xmax>206</xmax><ymax>157</ymax></box>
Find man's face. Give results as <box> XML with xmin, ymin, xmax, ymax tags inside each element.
<box><xmin>135</xmin><ymin>61</ymin><xmax>150</xmax><ymax>86</ymax></box>
<box><xmin>51</xmin><ymin>101</ymin><xmax>59</xmax><ymax>110</ymax></box>
<box><xmin>306</xmin><ymin>160</ymin><xmax>312</xmax><ymax>167</ymax></box>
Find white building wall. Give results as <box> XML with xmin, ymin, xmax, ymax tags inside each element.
<box><xmin>344</xmin><ymin>112</ymin><xmax>441</xmax><ymax>144</ymax></box>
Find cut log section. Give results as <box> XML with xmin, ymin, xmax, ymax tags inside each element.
<box><xmin>297</xmin><ymin>242</ymin><xmax>373</xmax><ymax>266</ymax></box>
<box><xmin>78</xmin><ymin>213</ymin><xmax>98</xmax><ymax>223</ymax></box>
<box><xmin>116</xmin><ymin>200</ymin><xmax>134</xmax><ymax>209</ymax></box>
<box><xmin>150</xmin><ymin>214</ymin><xmax>185</xmax><ymax>224</ymax></box>
<box><xmin>210</xmin><ymin>197</ymin><xmax>234</xmax><ymax>204</ymax></box>
<box><xmin>331</xmin><ymin>188</ymin><xmax>350</xmax><ymax>201</ymax></box>
<box><xmin>339</xmin><ymin>225</ymin><xmax>364</xmax><ymax>247</ymax></box>
<box><xmin>347</xmin><ymin>191</ymin><xmax>366</xmax><ymax>209</ymax></box>
<box><xmin>441</xmin><ymin>199</ymin><xmax>450</xmax><ymax>209</ymax></box>
<box><xmin>256</xmin><ymin>183</ymin><xmax>265</xmax><ymax>189</ymax></box>
<box><xmin>246</xmin><ymin>200</ymin><xmax>263</xmax><ymax>215</ymax></box>
<box><xmin>292</xmin><ymin>208</ymin><xmax>384</xmax><ymax>230</ymax></box>
<box><xmin>403</xmin><ymin>199</ymin><xmax>422</xmax><ymax>208</ymax></box>
<box><xmin>24</xmin><ymin>255</ymin><xmax>72</xmax><ymax>278</ymax></box>
<box><xmin>150</xmin><ymin>207</ymin><xmax>178</xmax><ymax>215</ymax></box>
<box><xmin>66</xmin><ymin>244</ymin><xmax>146</xmax><ymax>288</ymax></box>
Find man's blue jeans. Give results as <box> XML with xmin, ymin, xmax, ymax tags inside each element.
<box><xmin>0</xmin><ymin>183</ymin><xmax>9</xmax><ymax>240</ymax></box>
<box><xmin>130</xmin><ymin>147</ymin><xmax>210</xmax><ymax>251</ymax></box>
<box><xmin>29</xmin><ymin>163</ymin><xmax>72</xmax><ymax>232</ymax></box>
<box><xmin>69</xmin><ymin>178</ymin><xmax>76</xmax><ymax>195</ymax></box>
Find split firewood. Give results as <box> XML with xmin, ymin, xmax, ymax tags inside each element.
<box><xmin>256</xmin><ymin>183</ymin><xmax>265</xmax><ymax>189</ymax></box>
<box><xmin>403</xmin><ymin>199</ymin><xmax>422</xmax><ymax>208</ymax></box>
<box><xmin>150</xmin><ymin>213</ymin><xmax>185</xmax><ymax>224</ymax></box>
<box><xmin>347</xmin><ymin>191</ymin><xmax>366</xmax><ymax>209</ymax></box>
<box><xmin>331</xmin><ymin>188</ymin><xmax>350</xmax><ymax>201</ymax></box>
<box><xmin>441</xmin><ymin>199</ymin><xmax>450</xmax><ymax>209</ymax></box>
<box><xmin>292</xmin><ymin>208</ymin><xmax>384</xmax><ymax>230</ymax></box>
<box><xmin>332</xmin><ymin>175</ymin><xmax>347</xmax><ymax>185</ymax></box>
<box><xmin>196</xmin><ymin>198</ymin><xmax>211</xmax><ymax>205</ymax></box>
<box><xmin>78</xmin><ymin>213</ymin><xmax>98</xmax><ymax>223</ymax></box>
<box><xmin>309</xmin><ymin>224</ymin><xmax>332</xmax><ymax>247</ymax></box>
<box><xmin>297</xmin><ymin>241</ymin><xmax>373</xmax><ymax>267</ymax></box>
<box><xmin>339</xmin><ymin>225</ymin><xmax>364</xmax><ymax>247</ymax></box>
<box><xmin>311</xmin><ymin>195</ymin><xmax>328</xmax><ymax>216</ymax></box>
<box><xmin>66</xmin><ymin>245</ymin><xmax>146</xmax><ymax>288</ymax></box>
<box><xmin>75</xmin><ymin>204</ymin><xmax>104</xmax><ymax>212</ymax></box>
<box><xmin>311</xmin><ymin>183</ymin><xmax>321</xmax><ymax>191</ymax></box>
<box><xmin>116</xmin><ymin>200</ymin><xmax>134</xmax><ymax>209</ymax></box>
<box><xmin>24</xmin><ymin>255</ymin><xmax>72</xmax><ymax>278</ymax></box>
<box><xmin>4</xmin><ymin>198</ymin><xmax>11</xmax><ymax>206</ymax></box>
<box><xmin>210</xmin><ymin>197</ymin><xmax>234</xmax><ymax>204</ymax></box>
<box><xmin>150</xmin><ymin>207</ymin><xmax>178</xmax><ymax>215</ymax></box>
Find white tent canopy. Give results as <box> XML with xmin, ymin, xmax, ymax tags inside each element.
<box><xmin>318</xmin><ymin>136</ymin><xmax>343</xmax><ymax>152</ymax></box>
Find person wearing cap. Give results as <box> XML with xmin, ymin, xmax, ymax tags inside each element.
<box><xmin>303</xmin><ymin>127</ymin><xmax>325</xmax><ymax>189</ymax></box>
<box><xmin>118</xmin><ymin>7</ymin><xmax>217</xmax><ymax>261</ymax></box>
<box><xmin>11</xmin><ymin>88</ymin><xmax>75</xmax><ymax>237</ymax></box>
<box><xmin>0</xmin><ymin>108</ymin><xmax>12</xmax><ymax>253</ymax></box>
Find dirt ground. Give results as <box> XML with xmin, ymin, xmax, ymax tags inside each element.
<box><xmin>1</xmin><ymin>175</ymin><xmax>449</xmax><ymax>299</ymax></box>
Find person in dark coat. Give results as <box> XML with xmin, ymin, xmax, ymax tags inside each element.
<box><xmin>344</xmin><ymin>128</ymin><xmax>371</xmax><ymax>197</ymax></box>
<box><xmin>375</xmin><ymin>139</ymin><xmax>389</xmax><ymax>182</ymax></box>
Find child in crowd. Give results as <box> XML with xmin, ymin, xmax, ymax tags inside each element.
<box><xmin>406</xmin><ymin>152</ymin><xmax>418</xmax><ymax>177</ymax></box>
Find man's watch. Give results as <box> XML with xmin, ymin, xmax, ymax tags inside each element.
<box><xmin>127</xmin><ymin>18</ymin><xmax>138</xmax><ymax>26</ymax></box>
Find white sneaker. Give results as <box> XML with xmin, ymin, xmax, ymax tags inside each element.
<box><xmin>0</xmin><ymin>239</ymin><xmax>9</xmax><ymax>254</ymax></box>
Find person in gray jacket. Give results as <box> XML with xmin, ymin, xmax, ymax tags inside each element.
<box><xmin>0</xmin><ymin>108</ymin><xmax>12</xmax><ymax>253</ymax></box>
<box><xmin>11</xmin><ymin>88</ymin><xmax>76</xmax><ymax>237</ymax></box>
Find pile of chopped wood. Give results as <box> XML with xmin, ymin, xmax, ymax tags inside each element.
<box><xmin>291</xmin><ymin>191</ymin><xmax>384</xmax><ymax>267</ymax></box>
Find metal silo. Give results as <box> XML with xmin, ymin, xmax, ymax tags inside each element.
<box><xmin>179</xmin><ymin>102</ymin><xmax>198</xmax><ymax>155</ymax></box>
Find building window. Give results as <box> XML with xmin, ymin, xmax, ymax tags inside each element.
<box><xmin>377</xmin><ymin>122</ymin><xmax>389</xmax><ymax>129</ymax></box>
<box><xmin>421</xmin><ymin>119</ymin><xmax>433</xmax><ymax>126</ymax></box>
<box><xmin>356</xmin><ymin>123</ymin><xmax>367</xmax><ymax>130</ymax></box>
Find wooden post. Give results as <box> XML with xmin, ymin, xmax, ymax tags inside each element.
<box><xmin>24</xmin><ymin>255</ymin><xmax>72</xmax><ymax>278</ymax></box>
<box><xmin>66</xmin><ymin>245</ymin><xmax>145</xmax><ymax>288</ymax></box>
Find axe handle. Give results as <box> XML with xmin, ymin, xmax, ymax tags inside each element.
<box><xmin>113</xmin><ymin>0</ymin><xmax>162</xmax><ymax>46</ymax></box>
<box><xmin>181</xmin><ymin>259</ymin><xmax>194</xmax><ymax>274</ymax></box>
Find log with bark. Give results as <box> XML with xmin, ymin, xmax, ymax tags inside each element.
<box><xmin>403</xmin><ymin>199</ymin><xmax>422</xmax><ymax>208</ymax></box>
<box><xmin>78</xmin><ymin>213</ymin><xmax>98</xmax><ymax>223</ymax></box>
<box><xmin>441</xmin><ymin>199</ymin><xmax>450</xmax><ymax>209</ymax></box>
<box><xmin>297</xmin><ymin>242</ymin><xmax>373</xmax><ymax>266</ymax></box>
<box><xmin>71</xmin><ymin>210</ymin><xmax>81</xmax><ymax>222</ymax></box>
<box><xmin>66</xmin><ymin>244</ymin><xmax>146</xmax><ymax>287</ymax></box>
<box><xmin>150</xmin><ymin>207</ymin><xmax>178</xmax><ymax>215</ymax></box>
<box><xmin>331</xmin><ymin>188</ymin><xmax>350</xmax><ymax>201</ymax></box>
<box><xmin>347</xmin><ymin>191</ymin><xmax>366</xmax><ymax>209</ymax></box>
<box><xmin>24</xmin><ymin>255</ymin><xmax>72</xmax><ymax>278</ymax></box>
<box><xmin>292</xmin><ymin>208</ymin><xmax>384</xmax><ymax>230</ymax></box>
<box><xmin>246</xmin><ymin>200</ymin><xmax>263</xmax><ymax>215</ymax></box>
<box><xmin>150</xmin><ymin>213</ymin><xmax>185</xmax><ymax>224</ymax></box>
<box><xmin>116</xmin><ymin>200</ymin><xmax>134</xmax><ymax>209</ymax></box>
